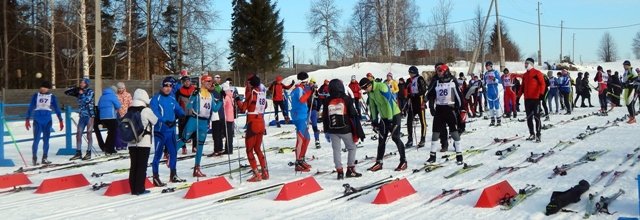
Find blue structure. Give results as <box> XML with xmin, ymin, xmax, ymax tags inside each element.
<box><xmin>56</xmin><ymin>106</ymin><xmax>77</xmax><ymax>155</ymax></box>
<box><xmin>0</xmin><ymin>102</ymin><xmax>16</xmax><ymax>167</ymax></box>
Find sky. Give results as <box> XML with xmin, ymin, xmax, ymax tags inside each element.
<box><xmin>206</xmin><ymin>0</ymin><xmax>640</xmax><ymax>70</ymax></box>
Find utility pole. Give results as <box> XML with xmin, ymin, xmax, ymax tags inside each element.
<box><xmin>572</xmin><ymin>33</ymin><xmax>575</xmax><ymax>63</ymax></box>
<box><xmin>467</xmin><ymin>0</ymin><xmax>494</xmax><ymax>75</ymax></box>
<box><xmin>292</xmin><ymin>45</ymin><xmax>296</xmax><ymax>74</ymax></box>
<box><xmin>560</xmin><ymin>20</ymin><xmax>563</xmax><ymax>62</ymax></box>
<box><xmin>537</xmin><ymin>1</ymin><xmax>542</xmax><ymax>66</ymax></box>
<box><xmin>95</xmin><ymin>0</ymin><xmax>102</xmax><ymax>100</ymax></box>
<box><xmin>494</xmin><ymin>0</ymin><xmax>505</xmax><ymax>70</ymax></box>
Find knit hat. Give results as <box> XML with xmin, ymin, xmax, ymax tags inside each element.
<box><xmin>297</xmin><ymin>72</ymin><xmax>309</xmax><ymax>82</ymax></box>
<box><xmin>351</xmin><ymin>75</ymin><xmax>357</xmax><ymax>80</ymax></box>
<box><xmin>248</xmin><ymin>75</ymin><xmax>261</xmax><ymax>87</ymax></box>
<box><xmin>116</xmin><ymin>82</ymin><xmax>125</xmax><ymax>89</ymax></box>
<box><xmin>358</xmin><ymin>77</ymin><xmax>372</xmax><ymax>90</ymax></box>
<box><xmin>180</xmin><ymin>69</ymin><xmax>188</xmax><ymax>76</ymax></box>
<box><xmin>597</xmin><ymin>66</ymin><xmax>603</xmax><ymax>71</ymax></box>
<box><xmin>82</xmin><ymin>78</ymin><xmax>91</xmax><ymax>87</ymax></box>
<box><xmin>623</xmin><ymin>60</ymin><xmax>631</xmax><ymax>66</ymax></box>
<box><xmin>408</xmin><ymin>66</ymin><xmax>419</xmax><ymax>75</ymax></box>
<box><xmin>366</xmin><ymin>72</ymin><xmax>374</xmax><ymax>78</ymax></box>
<box><xmin>387</xmin><ymin>72</ymin><xmax>393</xmax><ymax>78</ymax></box>
<box><xmin>40</xmin><ymin>81</ymin><xmax>52</xmax><ymax>89</ymax></box>
<box><xmin>503</xmin><ymin>68</ymin><xmax>509</xmax><ymax>73</ymax></box>
<box><xmin>180</xmin><ymin>76</ymin><xmax>190</xmax><ymax>82</ymax></box>
<box><xmin>485</xmin><ymin>61</ymin><xmax>493</xmax><ymax>67</ymax></box>
<box><xmin>162</xmin><ymin>76</ymin><xmax>176</xmax><ymax>87</ymax></box>
<box><xmin>459</xmin><ymin>72</ymin><xmax>465</xmax><ymax>77</ymax></box>
<box><xmin>526</xmin><ymin>58</ymin><xmax>535</xmax><ymax>64</ymax></box>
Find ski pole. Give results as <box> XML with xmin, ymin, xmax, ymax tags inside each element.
<box><xmin>224</xmin><ymin>118</ymin><xmax>233</xmax><ymax>180</ymax></box>
<box><xmin>3</xmin><ymin>120</ymin><xmax>27</xmax><ymax>167</ymax></box>
<box><xmin>235</xmin><ymin>122</ymin><xmax>242</xmax><ymax>184</ymax></box>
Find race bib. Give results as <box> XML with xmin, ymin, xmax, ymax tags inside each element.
<box><xmin>503</xmin><ymin>76</ymin><xmax>512</xmax><ymax>87</ymax></box>
<box><xmin>327</xmin><ymin>99</ymin><xmax>347</xmax><ymax>129</ymax></box>
<box><xmin>250</xmin><ymin>90</ymin><xmax>267</xmax><ymax>114</ymax></box>
<box><xmin>35</xmin><ymin>93</ymin><xmax>52</xmax><ymax>111</ymax></box>
<box><xmin>198</xmin><ymin>95</ymin><xmax>212</xmax><ymax>118</ymax></box>
<box><xmin>435</xmin><ymin>82</ymin><xmax>455</xmax><ymax>105</ymax></box>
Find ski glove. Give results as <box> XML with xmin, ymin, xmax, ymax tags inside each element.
<box><xmin>59</xmin><ymin>119</ymin><xmax>64</xmax><ymax>131</ymax></box>
<box><xmin>25</xmin><ymin>119</ymin><xmax>31</xmax><ymax>130</ymax></box>
<box><xmin>325</xmin><ymin>133</ymin><xmax>331</xmax><ymax>143</ymax></box>
<box><xmin>430</xmin><ymin>107</ymin><xmax>436</xmax><ymax>116</ymax></box>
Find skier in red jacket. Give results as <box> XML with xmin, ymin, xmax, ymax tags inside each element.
<box><xmin>237</xmin><ymin>74</ymin><xmax>269</xmax><ymax>182</ymax></box>
<box><xmin>268</xmin><ymin>75</ymin><xmax>294</xmax><ymax>127</ymax></box>
<box><xmin>518</xmin><ymin>58</ymin><xmax>546</xmax><ymax>142</ymax></box>
<box><xmin>348</xmin><ymin>75</ymin><xmax>363</xmax><ymax>115</ymax></box>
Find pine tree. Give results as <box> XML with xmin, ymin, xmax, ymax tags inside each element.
<box><xmin>488</xmin><ymin>20</ymin><xmax>520</xmax><ymax>61</ymax></box>
<box><xmin>229</xmin><ymin>0</ymin><xmax>284</xmax><ymax>80</ymax></box>
<box><xmin>161</xmin><ymin>3</ymin><xmax>179</xmax><ymax>71</ymax></box>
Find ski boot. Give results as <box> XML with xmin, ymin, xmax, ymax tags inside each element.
<box><xmin>294</xmin><ymin>160</ymin><xmax>311</xmax><ymax>172</ymax></box>
<box><xmin>418</xmin><ymin>137</ymin><xmax>426</xmax><ymax>148</ymax></box>
<box><xmin>276</xmin><ymin>121</ymin><xmax>281</xmax><ymax>128</ymax></box>
<box><xmin>545</xmin><ymin>115</ymin><xmax>550</xmax><ymax>121</ymax></box>
<box><xmin>394</xmin><ymin>160</ymin><xmax>408</xmax><ymax>171</ymax></box>
<box><xmin>371</xmin><ymin>134</ymin><xmax>378</xmax><ymax>140</ymax></box>
<box><xmin>261</xmin><ymin>168</ymin><xmax>269</xmax><ymax>180</ymax></box>
<box><xmin>535</xmin><ymin>134</ymin><xmax>541</xmax><ymax>143</ymax></box>
<box><xmin>368</xmin><ymin>162</ymin><xmax>383</xmax><ymax>172</ymax></box>
<box><xmin>427</xmin><ymin>152</ymin><xmax>437</xmax><ymax>163</ymax></box>
<box><xmin>284</xmin><ymin>116</ymin><xmax>291</xmax><ymax>124</ymax></box>
<box><xmin>496</xmin><ymin>118</ymin><xmax>502</xmax><ymax>126</ymax></box>
<box><xmin>627</xmin><ymin>116</ymin><xmax>636</xmax><ymax>124</ymax></box>
<box><xmin>152</xmin><ymin>174</ymin><xmax>166</xmax><ymax>187</ymax></box>
<box><xmin>456</xmin><ymin>154</ymin><xmax>464</xmax><ymax>165</ymax></box>
<box><xmin>489</xmin><ymin>119</ymin><xmax>496</xmax><ymax>126</ymax></box>
<box><xmin>405</xmin><ymin>140</ymin><xmax>414</xmax><ymax>148</ymax></box>
<box><xmin>300</xmin><ymin>159</ymin><xmax>312</xmax><ymax>169</ymax></box>
<box><xmin>81</xmin><ymin>150</ymin><xmax>92</xmax><ymax>160</ymax></box>
<box><xmin>513</xmin><ymin>112</ymin><xmax>517</xmax><ymax>118</ymax></box>
<box><xmin>193</xmin><ymin>165</ymin><xmax>206</xmax><ymax>177</ymax></box>
<box><xmin>181</xmin><ymin>147</ymin><xmax>187</xmax><ymax>155</ymax></box>
<box><xmin>32</xmin><ymin>157</ymin><xmax>38</xmax><ymax>166</ymax></box>
<box><xmin>345</xmin><ymin>166</ymin><xmax>362</xmax><ymax>178</ymax></box>
<box><xmin>41</xmin><ymin>157</ymin><xmax>52</xmax><ymax>165</ymax></box>
<box><xmin>336</xmin><ymin>167</ymin><xmax>344</xmax><ymax>180</ymax></box>
<box><xmin>247</xmin><ymin>170</ymin><xmax>262</xmax><ymax>182</ymax></box>
<box><xmin>526</xmin><ymin>134</ymin><xmax>535</xmax><ymax>141</ymax></box>
<box><xmin>69</xmin><ymin>150</ymin><xmax>82</xmax><ymax>160</ymax></box>
<box><xmin>170</xmin><ymin>169</ymin><xmax>186</xmax><ymax>183</ymax></box>
<box><xmin>315</xmin><ymin>140</ymin><xmax>321</xmax><ymax>149</ymax></box>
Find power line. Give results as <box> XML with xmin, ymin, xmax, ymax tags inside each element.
<box><xmin>499</xmin><ymin>15</ymin><xmax>640</xmax><ymax>30</ymax></box>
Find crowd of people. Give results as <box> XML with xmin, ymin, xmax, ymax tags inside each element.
<box><xmin>23</xmin><ymin>59</ymin><xmax>639</xmax><ymax>194</ymax></box>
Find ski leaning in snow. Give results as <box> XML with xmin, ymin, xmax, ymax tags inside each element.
<box><xmin>215</xmin><ymin>183</ymin><xmax>286</xmax><ymax>203</ymax></box>
<box><xmin>583</xmin><ymin>189</ymin><xmax>625</xmax><ymax>218</ymax></box>
<box><xmin>346</xmin><ymin>178</ymin><xmax>400</xmax><ymax>201</ymax></box>
<box><xmin>0</xmin><ymin>186</ymin><xmax>38</xmax><ymax>194</ymax></box>
<box><xmin>444</xmin><ymin>163</ymin><xmax>483</xmax><ymax>179</ymax></box>
<box><xmin>480</xmin><ymin>165</ymin><xmax>529</xmax><ymax>181</ymax></box>
<box><xmin>495</xmin><ymin>144</ymin><xmax>520</xmax><ymax>160</ymax></box>
<box><xmin>603</xmin><ymin>170</ymin><xmax>626</xmax><ymax>187</ymax></box>
<box><xmin>500</xmin><ymin>184</ymin><xmax>541</xmax><ymax>210</ymax></box>
<box><xmin>618</xmin><ymin>147</ymin><xmax>640</xmax><ymax>165</ymax></box>
<box><xmin>13</xmin><ymin>162</ymin><xmax>75</xmax><ymax>173</ymax></box>
<box><xmin>590</xmin><ymin>170</ymin><xmax>613</xmax><ymax>186</ymax></box>
<box><xmin>439</xmin><ymin>188</ymin><xmax>477</xmax><ymax>205</ymax></box>
<box><xmin>331</xmin><ymin>176</ymin><xmax>394</xmax><ymax>201</ymax></box>
<box><xmin>549</xmin><ymin>150</ymin><xmax>609</xmax><ymax>179</ymax></box>
<box><xmin>425</xmin><ymin>188</ymin><xmax>463</xmax><ymax>204</ymax></box>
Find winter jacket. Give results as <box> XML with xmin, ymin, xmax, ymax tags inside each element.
<box><xmin>348</xmin><ymin>81</ymin><xmax>362</xmax><ymax>99</ymax></box>
<box><xmin>268</xmin><ymin>78</ymin><xmax>294</xmax><ymax>101</ymax></box>
<box><xmin>187</xmin><ymin>88</ymin><xmax>222</xmax><ymax>120</ymax></box>
<box><xmin>367</xmin><ymin>81</ymin><xmax>401</xmax><ymax>121</ymax></box>
<box><xmin>290</xmin><ymin>84</ymin><xmax>313</xmax><ymax>122</ymax></box>
<box><xmin>608</xmin><ymin>73</ymin><xmax>622</xmax><ymax>94</ymax></box>
<box><xmin>177</xmin><ymin>85</ymin><xmax>196</xmax><ymax>111</ymax></box>
<box><xmin>397</xmin><ymin>82</ymin><xmax>407</xmax><ymax>100</ymax></box>
<box><xmin>127</xmin><ymin>89</ymin><xmax>158</xmax><ymax>148</ymax></box>
<box><xmin>406</xmin><ymin>75</ymin><xmax>427</xmax><ymax>97</ymax></box>
<box><xmin>574</xmin><ymin>76</ymin><xmax>584</xmax><ymax>93</ymax></box>
<box><xmin>548</xmin><ymin>76</ymin><xmax>559</xmax><ymax>93</ymax></box>
<box><xmin>65</xmin><ymin>84</ymin><xmax>95</xmax><ymax>118</ymax></box>
<box><xmin>594</xmin><ymin>71</ymin><xmax>608</xmax><ymax>94</ymax></box>
<box><xmin>518</xmin><ymin>68</ymin><xmax>546</xmax><ymax>100</ymax></box>
<box><xmin>483</xmin><ymin>69</ymin><xmax>502</xmax><ymax>94</ymax></box>
<box><xmin>580</xmin><ymin>77</ymin><xmax>591</xmax><ymax>94</ymax></box>
<box><xmin>323</xmin><ymin>79</ymin><xmax>365</xmax><ymax>142</ymax></box>
<box><xmin>116</xmin><ymin>90</ymin><xmax>132</xmax><ymax>117</ymax></box>
<box><xmin>386</xmin><ymin>79</ymin><xmax>399</xmax><ymax>94</ymax></box>
<box><xmin>223</xmin><ymin>87</ymin><xmax>235</xmax><ymax>122</ymax></box>
<box><xmin>209</xmin><ymin>89</ymin><xmax>225</xmax><ymax>122</ymax></box>
<box><xmin>558</xmin><ymin>75</ymin><xmax>572</xmax><ymax>94</ymax></box>
<box><xmin>98</xmin><ymin>88</ymin><xmax>122</xmax><ymax>120</ymax></box>
<box><xmin>26</xmin><ymin>91</ymin><xmax>63</xmax><ymax>123</ymax></box>
<box><xmin>623</xmin><ymin>67</ymin><xmax>638</xmax><ymax>88</ymax></box>
<box><xmin>427</xmin><ymin>74</ymin><xmax>463</xmax><ymax>110</ymax></box>
<box><xmin>150</xmin><ymin>91</ymin><xmax>185</xmax><ymax>133</ymax></box>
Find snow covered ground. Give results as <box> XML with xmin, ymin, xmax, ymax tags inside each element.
<box><xmin>1</xmin><ymin>61</ymin><xmax>639</xmax><ymax>220</ymax></box>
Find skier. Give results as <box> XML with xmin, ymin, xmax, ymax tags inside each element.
<box><xmin>501</xmin><ymin>68</ymin><xmax>518</xmax><ymax>118</ymax></box>
<box><xmin>547</xmin><ymin>71</ymin><xmax>560</xmax><ymax>114</ymax></box>
<box><xmin>25</xmin><ymin>81</ymin><xmax>63</xmax><ymax>165</ymax></box>
<box><xmin>115</xmin><ymin>82</ymin><xmax>132</xmax><ymax>151</ymax></box>
<box><xmin>581</xmin><ymin>72</ymin><xmax>594</xmax><ymax>107</ymax></box>
<box><xmin>290</xmin><ymin>72</ymin><xmax>315</xmax><ymax>172</ymax></box>
<box><xmin>431</xmin><ymin>64</ymin><xmax>451</xmax><ymax>151</ymax></box>
<box><xmin>397</xmin><ymin>78</ymin><xmax>408</xmax><ymax>117</ymax></box>
<box><xmin>466</xmin><ymin>74</ymin><xmax>481</xmax><ymax>117</ymax></box>
<box><xmin>594</xmin><ymin>66</ymin><xmax>609</xmax><ymax>114</ymax></box>
<box><xmin>348</xmin><ymin>75</ymin><xmax>363</xmax><ymax>115</ymax></box>
<box><xmin>176</xmin><ymin>75</ymin><xmax>222</xmax><ymax>177</ymax></box>
<box><xmin>385</xmin><ymin>72</ymin><xmax>400</xmax><ymax>98</ymax></box>
<box><xmin>540</xmin><ymin>72</ymin><xmax>551</xmax><ymax>120</ymax></box>
<box><xmin>622</xmin><ymin>60</ymin><xmax>637</xmax><ymax>123</ymax></box>
<box><xmin>65</xmin><ymin>78</ymin><xmax>95</xmax><ymax>160</ymax></box>
<box><xmin>518</xmin><ymin>58</ymin><xmax>546</xmax><ymax>142</ymax></box>
<box><xmin>608</xmin><ymin>70</ymin><xmax>622</xmax><ymax>107</ymax></box>
<box><xmin>176</xmin><ymin>76</ymin><xmax>196</xmax><ymax>154</ymax></box>
<box><xmin>236</xmin><ymin>74</ymin><xmax>269</xmax><ymax>181</ymax></box>
<box><xmin>309</xmin><ymin>78</ymin><xmax>322</xmax><ymax>148</ymax></box>
<box><xmin>574</xmin><ymin>72</ymin><xmax>584</xmax><ymax>107</ymax></box>
<box><xmin>268</xmin><ymin>75</ymin><xmax>294</xmax><ymax>127</ymax></box>
<box><xmin>425</xmin><ymin>64</ymin><xmax>465</xmax><ymax>165</ymax></box>
<box><xmin>483</xmin><ymin>61</ymin><xmax>502</xmax><ymax>126</ymax></box>
<box><xmin>323</xmin><ymin>79</ymin><xmax>365</xmax><ymax>179</ymax></box>
<box><xmin>126</xmin><ymin>89</ymin><xmax>157</xmax><ymax>195</ymax></box>
<box><xmin>150</xmin><ymin>77</ymin><xmax>186</xmax><ymax>186</ymax></box>
<box><xmin>210</xmin><ymin>75</ymin><xmax>227</xmax><ymax>156</ymax></box>
<box><xmin>558</xmin><ymin>69</ymin><xmax>573</xmax><ymax>115</ymax></box>
<box><xmin>359</xmin><ymin>77</ymin><xmax>407</xmax><ymax>171</ymax></box>
<box><xmin>97</xmin><ymin>87</ymin><xmax>121</xmax><ymax>154</ymax></box>
<box><xmin>405</xmin><ymin>65</ymin><xmax>428</xmax><ymax>147</ymax></box>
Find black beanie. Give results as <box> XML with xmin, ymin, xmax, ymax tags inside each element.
<box><xmin>40</xmin><ymin>81</ymin><xmax>52</xmax><ymax>89</ymax></box>
<box><xmin>248</xmin><ymin>75</ymin><xmax>260</xmax><ymax>87</ymax></box>
<box><xmin>297</xmin><ymin>72</ymin><xmax>309</xmax><ymax>81</ymax></box>
<box><xmin>358</xmin><ymin>77</ymin><xmax>372</xmax><ymax>89</ymax></box>
<box><xmin>526</xmin><ymin>58</ymin><xmax>535</xmax><ymax>64</ymax></box>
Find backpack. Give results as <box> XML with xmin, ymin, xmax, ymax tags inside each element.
<box><xmin>545</xmin><ymin>179</ymin><xmax>590</xmax><ymax>215</ymax></box>
<box><xmin>118</xmin><ymin>107</ymin><xmax>150</xmax><ymax>144</ymax></box>
<box><xmin>327</xmin><ymin>97</ymin><xmax>348</xmax><ymax>130</ymax></box>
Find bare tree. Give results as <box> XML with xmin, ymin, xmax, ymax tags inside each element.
<box><xmin>306</xmin><ymin>0</ymin><xmax>341</xmax><ymax>61</ymax></box>
<box><xmin>80</xmin><ymin>0</ymin><xmax>89</xmax><ymax>78</ymax></box>
<box><xmin>465</xmin><ymin>5</ymin><xmax>488</xmax><ymax>62</ymax></box>
<box><xmin>373</xmin><ymin>0</ymin><xmax>389</xmax><ymax>57</ymax></box>
<box><xmin>633</xmin><ymin>31</ymin><xmax>640</xmax><ymax>59</ymax></box>
<box><xmin>50</xmin><ymin>0</ymin><xmax>56</xmax><ymax>88</ymax></box>
<box><xmin>350</xmin><ymin>0</ymin><xmax>376</xmax><ymax>59</ymax></box>
<box><xmin>429</xmin><ymin>0</ymin><xmax>455</xmax><ymax>59</ymax></box>
<box><xmin>598</xmin><ymin>32</ymin><xmax>617</xmax><ymax>62</ymax></box>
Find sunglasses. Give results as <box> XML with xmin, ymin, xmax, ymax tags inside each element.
<box><xmin>163</xmin><ymin>82</ymin><xmax>173</xmax><ymax>87</ymax></box>
<box><xmin>360</xmin><ymin>83</ymin><xmax>371</xmax><ymax>90</ymax></box>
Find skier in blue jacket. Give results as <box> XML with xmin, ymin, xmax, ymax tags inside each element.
<box><xmin>483</xmin><ymin>61</ymin><xmax>502</xmax><ymax>126</ymax></box>
<box><xmin>290</xmin><ymin>72</ymin><xmax>315</xmax><ymax>172</ymax></box>
<box><xmin>65</xmin><ymin>77</ymin><xmax>96</xmax><ymax>160</ymax></box>
<box><xmin>175</xmin><ymin>75</ymin><xmax>222</xmax><ymax>177</ymax></box>
<box><xmin>25</xmin><ymin>81</ymin><xmax>63</xmax><ymax>165</ymax></box>
<box><xmin>97</xmin><ymin>87</ymin><xmax>121</xmax><ymax>154</ymax></box>
<box><xmin>150</xmin><ymin>77</ymin><xmax>186</xmax><ymax>186</ymax></box>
